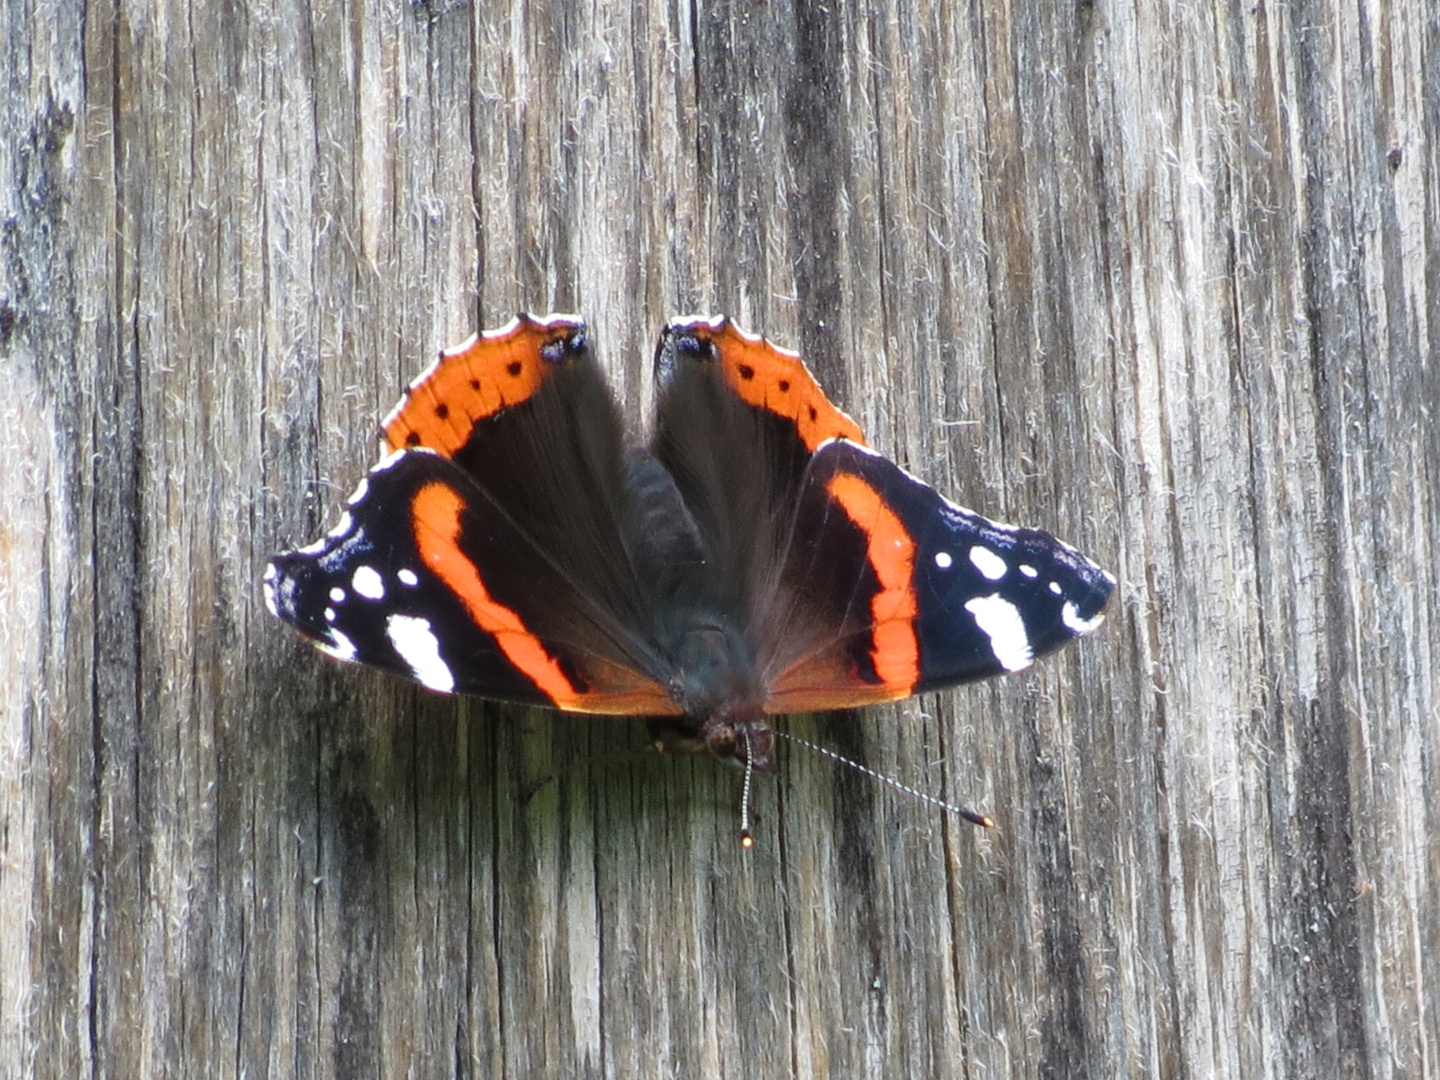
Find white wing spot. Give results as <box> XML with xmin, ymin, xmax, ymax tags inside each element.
<box><xmin>386</xmin><ymin>614</ymin><xmax>455</xmax><ymax>693</ymax></box>
<box><xmin>1019</xmin><ymin>564</ymin><xmax>1039</xmax><ymax>578</ymax></box>
<box><xmin>352</xmin><ymin>565</ymin><xmax>385</xmax><ymax>600</ymax></box>
<box><xmin>398</xmin><ymin>568</ymin><xmax>419</xmax><ymax>587</ymax></box>
<box><xmin>317</xmin><ymin>628</ymin><xmax>358</xmax><ymax>663</ymax></box>
<box><xmin>263</xmin><ymin>581</ymin><xmax>278</xmax><ymax>616</ymax></box>
<box><xmin>963</xmin><ymin>595</ymin><xmax>1033</xmax><ymax>672</ymax></box>
<box><xmin>1062</xmin><ymin>601</ymin><xmax>1106</xmax><ymax>635</ymax></box>
<box><xmin>329</xmin><ymin>586</ymin><xmax>346</xmax><ymax>603</ymax></box>
<box><xmin>969</xmin><ymin>546</ymin><xmax>1008</xmax><ymax>581</ymax></box>
<box><xmin>324</xmin><ymin>607</ymin><xmax>336</xmax><ymax>623</ymax></box>
<box><xmin>1049</xmin><ymin>581</ymin><xmax>1063</xmax><ymax>595</ymax></box>
<box><xmin>934</xmin><ymin>550</ymin><xmax>953</xmax><ymax>570</ymax></box>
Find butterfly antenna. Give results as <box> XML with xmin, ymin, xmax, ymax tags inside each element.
<box><xmin>776</xmin><ymin>731</ymin><xmax>995</xmax><ymax>829</ymax></box>
<box><xmin>739</xmin><ymin>733</ymin><xmax>756</xmax><ymax>849</ymax></box>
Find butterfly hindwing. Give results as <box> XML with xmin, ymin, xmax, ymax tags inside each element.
<box><xmin>653</xmin><ymin>317</ymin><xmax>864</xmax><ymax>457</ymax></box>
<box><xmin>382</xmin><ymin>314</ymin><xmax>590</xmax><ymax>458</ymax></box>
<box><xmin>648</xmin><ymin>317</ymin><xmax>865</xmax><ymax>635</ymax></box>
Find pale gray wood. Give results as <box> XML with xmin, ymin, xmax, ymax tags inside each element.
<box><xmin>2</xmin><ymin>0</ymin><xmax>1435</xmax><ymax>1077</ymax></box>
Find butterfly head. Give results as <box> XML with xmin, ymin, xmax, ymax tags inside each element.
<box><xmin>698</xmin><ymin>707</ymin><xmax>775</xmax><ymax>773</ymax></box>
<box><xmin>648</xmin><ymin>709</ymin><xmax>775</xmax><ymax>772</ymax></box>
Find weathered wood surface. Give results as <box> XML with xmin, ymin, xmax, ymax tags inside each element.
<box><xmin>3</xmin><ymin>0</ymin><xmax>1435</xmax><ymax>1076</ymax></box>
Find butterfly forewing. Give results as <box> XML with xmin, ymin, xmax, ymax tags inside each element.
<box><xmin>764</xmin><ymin>440</ymin><xmax>1115</xmax><ymax>709</ymax></box>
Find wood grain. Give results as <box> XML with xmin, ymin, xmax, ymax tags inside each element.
<box><xmin>3</xmin><ymin>0</ymin><xmax>1435</xmax><ymax>1076</ymax></box>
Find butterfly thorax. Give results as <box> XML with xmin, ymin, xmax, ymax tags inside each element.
<box><xmin>656</xmin><ymin>616</ymin><xmax>773</xmax><ymax>770</ymax></box>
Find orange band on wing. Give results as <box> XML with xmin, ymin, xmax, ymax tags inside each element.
<box><xmin>826</xmin><ymin>473</ymin><xmax>920</xmax><ymax>691</ymax></box>
<box><xmin>410</xmin><ymin>481</ymin><xmax>584</xmax><ymax>707</ymax></box>
<box><xmin>692</xmin><ymin>320</ymin><xmax>866</xmax><ymax>451</ymax></box>
<box><xmin>383</xmin><ymin>317</ymin><xmax>580</xmax><ymax>458</ymax></box>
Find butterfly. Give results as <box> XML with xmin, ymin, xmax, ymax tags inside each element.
<box><xmin>265</xmin><ymin>314</ymin><xmax>1114</xmax><ymax>785</ymax></box>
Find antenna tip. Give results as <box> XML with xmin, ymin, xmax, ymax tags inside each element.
<box><xmin>739</xmin><ymin>829</ymin><xmax>755</xmax><ymax>849</ymax></box>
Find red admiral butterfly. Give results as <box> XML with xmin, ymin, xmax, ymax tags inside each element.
<box><xmin>265</xmin><ymin>315</ymin><xmax>1113</xmax><ymax>781</ymax></box>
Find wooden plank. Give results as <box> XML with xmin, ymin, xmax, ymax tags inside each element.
<box><xmin>2</xmin><ymin>0</ymin><xmax>1435</xmax><ymax>1076</ymax></box>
